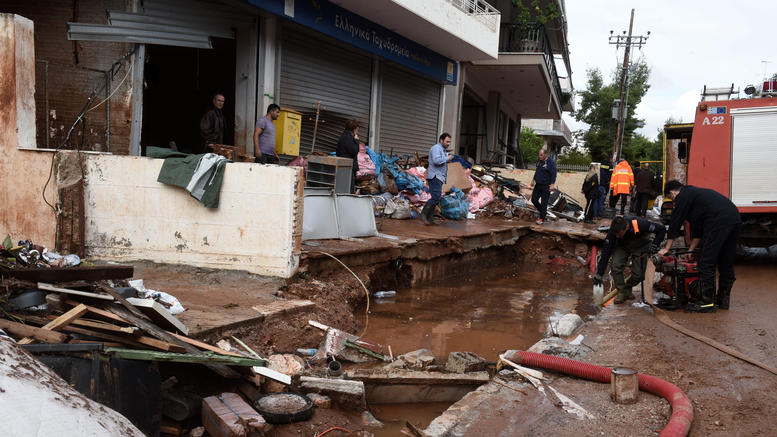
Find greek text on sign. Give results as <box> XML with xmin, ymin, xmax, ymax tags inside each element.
<box><xmin>707</xmin><ymin>106</ymin><xmax>727</xmax><ymax>115</ymax></box>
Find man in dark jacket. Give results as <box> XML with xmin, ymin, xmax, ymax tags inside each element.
<box><xmin>596</xmin><ymin>161</ymin><xmax>612</xmax><ymax>217</ymax></box>
<box><xmin>635</xmin><ymin>163</ymin><xmax>655</xmax><ymax>217</ymax></box>
<box><xmin>594</xmin><ymin>215</ymin><xmax>666</xmax><ymax>303</ymax></box>
<box><xmin>336</xmin><ymin>119</ymin><xmax>361</xmax><ymax>193</ymax></box>
<box><xmin>528</xmin><ymin>148</ymin><xmax>556</xmax><ymax>224</ymax></box>
<box><xmin>200</xmin><ymin>93</ymin><xmax>225</xmax><ymax>152</ymax></box>
<box><xmin>658</xmin><ymin>181</ymin><xmax>742</xmax><ymax>312</ymax></box>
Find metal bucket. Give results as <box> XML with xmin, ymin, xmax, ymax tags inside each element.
<box><xmin>610</xmin><ymin>367</ymin><xmax>639</xmax><ymax>404</ymax></box>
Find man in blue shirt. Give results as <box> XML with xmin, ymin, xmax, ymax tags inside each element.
<box><xmin>528</xmin><ymin>148</ymin><xmax>557</xmax><ymax>224</ymax></box>
<box><xmin>421</xmin><ymin>133</ymin><xmax>453</xmax><ymax>225</ymax></box>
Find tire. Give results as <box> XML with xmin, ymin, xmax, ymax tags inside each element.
<box><xmin>253</xmin><ymin>392</ymin><xmax>314</xmax><ymax>424</ymax></box>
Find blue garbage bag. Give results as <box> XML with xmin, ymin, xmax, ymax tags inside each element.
<box><xmin>395</xmin><ymin>171</ymin><xmax>426</xmax><ymax>194</ymax></box>
<box><xmin>366</xmin><ymin>146</ymin><xmax>381</xmax><ymax>175</ymax></box>
<box><xmin>451</xmin><ymin>155</ymin><xmax>472</xmax><ymax>169</ymax></box>
<box><xmin>440</xmin><ymin>187</ymin><xmax>470</xmax><ymax>220</ymax></box>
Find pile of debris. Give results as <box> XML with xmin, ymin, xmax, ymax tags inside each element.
<box><xmin>350</xmin><ymin>145</ymin><xmax>494</xmax><ymax>221</ymax></box>
<box><xmin>345</xmin><ymin>144</ymin><xmax>584</xmax><ymax>223</ymax></box>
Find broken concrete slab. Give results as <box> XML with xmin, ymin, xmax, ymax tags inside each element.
<box><xmin>397</xmin><ymin>348</ymin><xmax>436</xmax><ymax>369</ymax></box>
<box><xmin>346</xmin><ymin>369</ymin><xmax>490</xmax><ymax>404</ymax></box>
<box><xmin>252</xmin><ymin>299</ymin><xmax>315</xmax><ymax>319</ymax></box>
<box><xmin>299</xmin><ymin>376</ymin><xmax>366</xmax><ymax>410</ymax></box>
<box><xmin>445</xmin><ymin>351</ymin><xmax>487</xmax><ymax>373</ymax></box>
<box><xmin>528</xmin><ymin>337</ymin><xmax>589</xmax><ymax>360</ymax></box>
<box><xmin>548</xmin><ymin>313</ymin><xmax>583</xmax><ymax>337</ymax></box>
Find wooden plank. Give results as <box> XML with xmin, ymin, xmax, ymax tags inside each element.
<box><xmin>16</xmin><ymin>313</ymin><xmax>183</xmax><ymax>352</ymax></box>
<box><xmin>107</xmin><ymin>305</ymin><xmax>240</xmax><ymax>378</ymax></box>
<box><xmin>0</xmin><ymin>319</ymin><xmax>68</xmax><ymax>343</ymax></box>
<box><xmin>60</xmin><ymin>325</ymin><xmax>185</xmax><ymax>352</ymax></box>
<box><xmin>44</xmin><ymin>315</ymin><xmax>139</xmax><ymax>334</ymax></box>
<box><xmin>97</xmin><ymin>283</ymin><xmax>152</xmax><ymax>323</ymax></box>
<box><xmin>252</xmin><ymin>299</ymin><xmax>314</xmax><ymax>319</ymax></box>
<box><xmin>18</xmin><ymin>304</ymin><xmax>88</xmax><ymax>345</ymax></box>
<box><xmin>169</xmin><ymin>332</ymin><xmax>243</xmax><ymax>357</ymax></box>
<box><xmin>103</xmin><ymin>347</ymin><xmax>268</xmax><ymax>367</ymax></box>
<box><xmin>62</xmin><ymin>299</ymin><xmax>133</xmax><ymax>325</ymax></box>
<box><xmin>4</xmin><ymin>264</ymin><xmax>134</xmax><ymax>282</ymax></box>
<box><xmin>126</xmin><ymin>297</ymin><xmax>188</xmax><ymax>335</ymax></box>
<box><xmin>38</xmin><ymin>282</ymin><xmax>114</xmax><ymax>301</ymax></box>
<box><xmin>69</xmin><ymin>340</ymin><xmax>124</xmax><ymax>348</ymax></box>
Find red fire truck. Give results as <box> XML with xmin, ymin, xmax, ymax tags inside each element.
<box><xmin>663</xmin><ymin>94</ymin><xmax>777</xmax><ymax>246</ymax></box>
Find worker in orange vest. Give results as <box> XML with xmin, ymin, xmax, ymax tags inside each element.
<box><xmin>609</xmin><ymin>159</ymin><xmax>634</xmax><ymax>215</ymax></box>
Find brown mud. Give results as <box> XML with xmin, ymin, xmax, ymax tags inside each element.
<box><xmin>131</xmin><ymin>234</ymin><xmax>777</xmax><ymax>436</ymax></box>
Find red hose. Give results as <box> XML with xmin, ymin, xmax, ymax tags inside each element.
<box><xmin>504</xmin><ymin>350</ymin><xmax>693</xmax><ymax>437</ymax></box>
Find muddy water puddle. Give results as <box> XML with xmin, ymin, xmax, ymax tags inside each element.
<box><xmin>359</xmin><ymin>261</ymin><xmax>596</xmax><ymax>435</ymax></box>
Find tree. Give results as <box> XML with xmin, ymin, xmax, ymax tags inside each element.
<box><xmin>621</xmin><ymin>133</ymin><xmax>661</xmax><ymax>164</ymax></box>
<box><xmin>519</xmin><ymin>127</ymin><xmax>544</xmax><ymax>167</ymax></box>
<box><xmin>558</xmin><ymin>146</ymin><xmax>592</xmax><ymax>166</ymax></box>
<box><xmin>574</xmin><ymin>61</ymin><xmax>651</xmax><ymax>163</ymax></box>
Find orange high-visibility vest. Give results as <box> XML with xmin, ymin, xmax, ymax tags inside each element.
<box><xmin>610</xmin><ymin>161</ymin><xmax>634</xmax><ymax>195</ymax></box>
<box><xmin>632</xmin><ymin>219</ymin><xmax>639</xmax><ymax>234</ymax></box>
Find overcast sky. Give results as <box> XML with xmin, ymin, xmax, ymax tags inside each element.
<box><xmin>562</xmin><ymin>0</ymin><xmax>774</xmax><ymax>141</ymax></box>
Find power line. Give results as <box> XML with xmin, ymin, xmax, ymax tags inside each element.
<box><xmin>608</xmin><ymin>9</ymin><xmax>650</xmax><ymax>162</ymax></box>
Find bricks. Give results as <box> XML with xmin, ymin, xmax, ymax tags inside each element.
<box><xmin>4</xmin><ymin>1</ymin><xmax>132</xmax><ymax>154</ymax></box>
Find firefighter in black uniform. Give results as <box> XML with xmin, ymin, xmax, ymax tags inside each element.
<box><xmin>594</xmin><ymin>215</ymin><xmax>666</xmax><ymax>303</ymax></box>
<box><xmin>658</xmin><ymin>180</ymin><xmax>742</xmax><ymax>312</ymax></box>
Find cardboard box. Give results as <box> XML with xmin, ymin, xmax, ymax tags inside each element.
<box><xmin>202</xmin><ymin>392</ymin><xmax>266</xmax><ymax>437</ymax></box>
<box><xmin>442</xmin><ymin>162</ymin><xmax>472</xmax><ymax>193</ymax></box>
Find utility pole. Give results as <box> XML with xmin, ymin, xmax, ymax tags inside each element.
<box><xmin>609</xmin><ymin>9</ymin><xmax>649</xmax><ymax>162</ymax></box>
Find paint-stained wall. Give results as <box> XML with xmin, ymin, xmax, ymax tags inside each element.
<box><xmin>3</xmin><ymin>1</ymin><xmax>132</xmax><ymax>153</ymax></box>
<box><xmin>0</xmin><ymin>14</ymin><xmax>58</xmax><ymax>247</ymax></box>
<box><xmin>83</xmin><ymin>155</ymin><xmax>303</xmax><ymax>277</ymax></box>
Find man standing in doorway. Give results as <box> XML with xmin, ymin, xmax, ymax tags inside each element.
<box><xmin>253</xmin><ymin>104</ymin><xmax>281</xmax><ymax>164</ymax></box>
<box><xmin>420</xmin><ymin>133</ymin><xmax>453</xmax><ymax>225</ymax></box>
<box><xmin>658</xmin><ymin>181</ymin><xmax>742</xmax><ymax>312</ymax></box>
<box><xmin>529</xmin><ymin>148</ymin><xmax>556</xmax><ymax>224</ymax></box>
<box><xmin>200</xmin><ymin>93</ymin><xmax>225</xmax><ymax>152</ymax></box>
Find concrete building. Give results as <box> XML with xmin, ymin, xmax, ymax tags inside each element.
<box><xmin>522</xmin><ymin>117</ymin><xmax>574</xmax><ymax>158</ymax></box>
<box><xmin>1</xmin><ymin>0</ymin><xmax>573</xmax><ymax>276</ymax></box>
<box><xmin>3</xmin><ymin>0</ymin><xmax>571</xmax><ymax>162</ymax></box>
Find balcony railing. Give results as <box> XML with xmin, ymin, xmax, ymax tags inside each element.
<box><xmin>499</xmin><ymin>22</ymin><xmax>562</xmax><ymax>108</ymax></box>
<box><xmin>448</xmin><ymin>0</ymin><xmax>500</xmax><ymax>32</ymax></box>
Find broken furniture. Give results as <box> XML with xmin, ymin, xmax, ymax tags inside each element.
<box><xmin>306</xmin><ymin>155</ymin><xmax>354</xmax><ymax>193</ymax></box>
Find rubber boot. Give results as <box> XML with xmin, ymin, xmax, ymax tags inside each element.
<box><xmin>614</xmin><ymin>289</ymin><xmax>635</xmax><ymax>304</ymax></box>
<box><xmin>716</xmin><ymin>280</ymin><xmax>734</xmax><ymax>310</ymax></box>
<box><xmin>424</xmin><ymin>202</ymin><xmax>438</xmax><ymax>225</ymax></box>
<box><xmin>685</xmin><ymin>282</ymin><xmax>716</xmax><ymax>313</ymax></box>
<box><xmin>420</xmin><ymin>203</ymin><xmax>433</xmax><ymax>225</ymax></box>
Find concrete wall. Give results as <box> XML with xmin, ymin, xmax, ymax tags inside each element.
<box><xmin>0</xmin><ymin>14</ymin><xmax>57</xmax><ymax>247</ymax></box>
<box><xmin>83</xmin><ymin>155</ymin><xmax>303</xmax><ymax>277</ymax></box>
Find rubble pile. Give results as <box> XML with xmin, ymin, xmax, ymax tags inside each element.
<box><xmin>346</xmin><ymin>144</ymin><xmax>584</xmax><ymax>223</ymax></box>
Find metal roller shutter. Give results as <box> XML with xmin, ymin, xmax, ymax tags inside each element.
<box><xmin>379</xmin><ymin>65</ymin><xmax>441</xmax><ymax>157</ymax></box>
<box><xmin>730</xmin><ymin>108</ymin><xmax>777</xmax><ymax>207</ymax></box>
<box><xmin>279</xmin><ymin>28</ymin><xmax>372</xmax><ymax>155</ymax></box>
